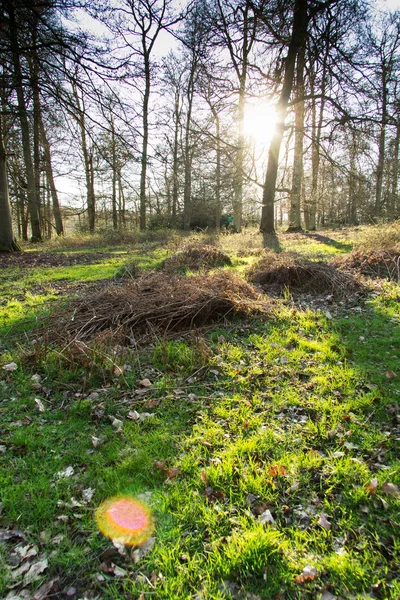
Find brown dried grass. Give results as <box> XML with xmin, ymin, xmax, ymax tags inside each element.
<box><xmin>46</xmin><ymin>271</ymin><xmax>267</xmax><ymax>346</ymax></box>
<box><xmin>162</xmin><ymin>244</ymin><xmax>232</xmax><ymax>272</ymax></box>
<box><xmin>331</xmin><ymin>248</ymin><xmax>400</xmax><ymax>281</ymax></box>
<box><xmin>247</xmin><ymin>252</ymin><xmax>362</xmax><ymax>297</ymax></box>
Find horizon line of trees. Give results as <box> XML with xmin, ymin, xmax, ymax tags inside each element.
<box><xmin>1</xmin><ymin>0</ymin><xmax>400</xmax><ymax>252</ymax></box>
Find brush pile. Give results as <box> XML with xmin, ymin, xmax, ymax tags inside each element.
<box><xmin>247</xmin><ymin>252</ymin><xmax>361</xmax><ymax>298</ymax></box>
<box><xmin>47</xmin><ymin>271</ymin><xmax>267</xmax><ymax>346</ymax></box>
<box><xmin>162</xmin><ymin>244</ymin><xmax>232</xmax><ymax>272</ymax></box>
<box><xmin>331</xmin><ymin>248</ymin><xmax>400</xmax><ymax>281</ymax></box>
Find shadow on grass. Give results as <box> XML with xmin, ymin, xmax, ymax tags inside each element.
<box><xmin>262</xmin><ymin>232</ymin><xmax>283</xmax><ymax>252</ymax></box>
<box><xmin>302</xmin><ymin>231</ymin><xmax>352</xmax><ymax>252</ymax></box>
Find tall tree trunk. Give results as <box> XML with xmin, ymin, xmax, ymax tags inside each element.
<box><xmin>390</xmin><ymin>110</ymin><xmax>400</xmax><ymax>219</ymax></box>
<box><xmin>183</xmin><ymin>63</ymin><xmax>196</xmax><ymax>232</ymax></box>
<box><xmin>38</xmin><ymin>112</ymin><xmax>64</xmax><ymax>235</ymax></box>
<box><xmin>212</xmin><ymin>107</ymin><xmax>221</xmax><ymax>232</ymax></box>
<box><xmin>260</xmin><ymin>0</ymin><xmax>308</xmax><ymax>243</ymax></box>
<box><xmin>305</xmin><ymin>52</ymin><xmax>327</xmax><ymax>230</ymax></box>
<box><xmin>172</xmin><ymin>88</ymin><xmax>180</xmax><ymax>228</ymax></box>
<box><xmin>348</xmin><ymin>130</ymin><xmax>358</xmax><ymax>225</ymax></box>
<box><xmin>0</xmin><ymin>120</ymin><xmax>20</xmax><ymax>251</ymax></box>
<box><xmin>233</xmin><ymin>80</ymin><xmax>245</xmax><ymax>232</ymax></box>
<box><xmin>73</xmin><ymin>85</ymin><xmax>95</xmax><ymax>232</ymax></box>
<box><xmin>375</xmin><ymin>68</ymin><xmax>387</xmax><ymax>217</ymax></box>
<box><xmin>7</xmin><ymin>1</ymin><xmax>41</xmax><ymax>242</ymax></box>
<box><xmin>287</xmin><ymin>42</ymin><xmax>305</xmax><ymax>232</ymax></box>
<box><xmin>140</xmin><ymin>53</ymin><xmax>150</xmax><ymax>230</ymax></box>
<box><xmin>111</xmin><ymin>115</ymin><xmax>118</xmax><ymax>230</ymax></box>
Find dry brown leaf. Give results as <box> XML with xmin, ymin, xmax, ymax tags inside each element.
<box><xmin>318</xmin><ymin>513</ymin><xmax>332</xmax><ymax>531</ymax></box>
<box><xmin>381</xmin><ymin>481</ymin><xmax>399</xmax><ymax>497</ymax></box>
<box><xmin>154</xmin><ymin>460</ymin><xmax>166</xmax><ymax>471</ymax></box>
<box><xmin>366</xmin><ymin>477</ymin><xmax>379</xmax><ymax>494</ymax></box>
<box><xmin>200</xmin><ymin>470</ymin><xmax>208</xmax><ymax>485</ymax></box>
<box><xmin>269</xmin><ymin>465</ymin><xmax>286</xmax><ymax>477</ymax></box>
<box><xmin>385</xmin><ymin>370</ymin><xmax>396</xmax><ymax>379</ymax></box>
<box><xmin>139</xmin><ymin>378</ymin><xmax>152</xmax><ymax>388</ymax></box>
<box><xmin>165</xmin><ymin>468</ymin><xmax>180</xmax><ymax>480</ymax></box>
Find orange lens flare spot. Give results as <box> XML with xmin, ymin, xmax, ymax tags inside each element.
<box><xmin>95</xmin><ymin>496</ymin><xmax>153</xmax><ymax>546</ymax></box>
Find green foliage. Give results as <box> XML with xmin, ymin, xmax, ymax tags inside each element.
<box><xmin>0</xmin><ymin>226</ymin><xmax>399</xmax><ymax>599</ymax></box>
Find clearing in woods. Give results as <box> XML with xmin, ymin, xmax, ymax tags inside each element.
<box><xmin>0</xmin><ymin>225</ymin><xmax>399</xmax><ymax>600</ymax></box>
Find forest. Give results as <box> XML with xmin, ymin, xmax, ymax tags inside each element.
<box><xmin>1</xmin><ymin>0</ymin><xmax>400</xmax><ymax>249</ymax></box>
<box><xmin>0</xmin><ymin>2</ymin><xmax>400</xmax><ymax>600</ymax></box>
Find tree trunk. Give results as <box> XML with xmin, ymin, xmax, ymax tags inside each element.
<box><xmin>233</xmin><ymin>81</ymin><xmax>245</xmax><ymax>232</ymax></box>
<box><xmin>214</xmin><ymin>109</ymin><xmax>221</xmax><ymax>232</ymax></box>
<box><xmin>183</xmin><ymin>61</ymin><xmax>196</xmax><ymax>232</ymax></box>
<box><xmin>139</xmin><ymin>53</ymin><xmax>151</xmax><ymax>230</ymax></box>
<box><xmin>375</xmin><ymin>68</ymin><xmax>387</xmax><ymax>217</ymax></box>
<box><xmin>390</xmin><ymin>111</ymin><xmax>400</xmax><ymax>219</ymax></box>
<box><xmin>260</xmin><ymin>0</ymin><xmax>308</xmax><ymax>243</ymax></box>
<box><xmin>7</xmin><ymin>1</ymin><xmax>41</xmax><ymax>242</ymax></box>
<box><xmin>0</xmin><ymin>118</ymin><xmax>20</xmax><ymax>252</ymax></box>
<box><xmin>287</xmin><ymin>42</ymin><xmax>305</xmax><ymax>232</ymax></box>
<box><xmin>171</xmin><ymin>87</ymin><xmax>180</xmax><ymax>227</ymax></box>
<box><xmin>73</xmin><ymin>85</ymin><xmax>96</xmax><ymax>232</ymax></box>
<box><xmin>111</xmin><ymin>115</ymin><xmax>118</xmax><ymax>230</ymax></box>
<box><xmin>38</xmin><ymin>113</ymin><xmax>64</xmax><ymax>235</ymax></box>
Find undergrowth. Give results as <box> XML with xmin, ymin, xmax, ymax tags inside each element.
<box><xmin>0</xmin><ymin>225</ymin><xmax>399</xmax><ymax>600</ymax></box>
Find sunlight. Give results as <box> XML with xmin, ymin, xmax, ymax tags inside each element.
<box><xmin>243</xmin><ymin>101</ymin><xmax>277</xmax><ymax>147</ymax></box>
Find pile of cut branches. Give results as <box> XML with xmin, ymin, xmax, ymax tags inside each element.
<box><xmin>162</xmin><ymin>244</ymin><xmax>232</xmax><ymax>272</ymax></box>
<box><xmin>331</xmin><ymin>248</ymin><xmax>400</xmax><ymax>281</ymax></box>
<box><xmin>46</xmin><ymin>271</ymin><xmax>267</xmax><ymax>346</ymax></box>
<box><xmin>247</xmin><ymin>252</ymin><xmax>362</xmax><ymax>298</ymax></box>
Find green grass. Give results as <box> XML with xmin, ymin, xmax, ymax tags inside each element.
<box><xmin>0</xmin><ymin>226</ymin><xmax>399</xmax><ymax>599</ymax></box>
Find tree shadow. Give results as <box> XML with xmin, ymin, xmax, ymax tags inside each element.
<box><xmin>302</xmin><ymin>231</ymin><xmax>352</xmax><ymax>252</ymax></box>
<box><xmin>262</xmin><ymin>232</ymin><xmax>283</xmax><ymax>252</ymax></box>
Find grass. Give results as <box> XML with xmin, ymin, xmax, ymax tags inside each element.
<box><xmin>0</xmin><ymin>225</ymin><xmax>399</xmax><ymax>599</ymax></box>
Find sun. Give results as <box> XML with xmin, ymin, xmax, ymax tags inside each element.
<box><xmin>243</xmin><ymin>101</ymin><xmax>277</xmax><ymax>147</ymax></box>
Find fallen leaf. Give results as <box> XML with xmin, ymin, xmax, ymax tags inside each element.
<box><xmin>269</xmin><ymin>465</ymin><xmax>286</xmax><ymax>477</ymax></box>
<box><xmin>91</xmin><ymin>435</ymin><xmax>106</xmax><ymax>448</ymax></box>
<box><xmin>139</xmin><ymin>378</ymin><xmax>152</xmax><ymax>388</ymax></box>
<box><xmin>82</xmin><ymin>488</ymin><xmax>95</xmax><ymax>503</ymax></box>
<box><xmin>381</xmin><ymin>481</ymin><xmax>399</xmax><ymax>497</ymax></box>
<box><xmin>126</xmin><ymin>410</ymin><xmax>140</xmax><ymax>421</ymax></box>
<box><xmin>385</xmin><ymin>370</ymin><xmax>396</xmax><ymax>380</ymax></box>
<box><xmin>109</xmin><ymin>416</ymin><xmax>123</xmax><ymax>432</ymax></box>
<box><xmin>3</xmin><ymin>362</ymin><xmax>18</xmax><ymax>372</ymax></box>
<box><xmin>34</xmin><ymin>398</ymin><xmax>45</xmax><ymax>413</ymax></box>
<box><xmin>295</xmin><ymin>564</ymin><xmax>318</xmax><ymax>583</ymax></box>
<box><xmin>366</xmin><ymin>478</ymin><xmax>379</xmax><ymax>494</ymax></box>
<box><xmin>57</xmin><ymin>466</ymin><xmax>74</xmax><ymax>479</ymax></box>
<box><xmin>113</xmin><ymin>366</ymin><xmax>124</xmax><ymax>376</ymax></box>
<box><xmin>318</xmin><ymin>513</ymin><xmax>332</xmax><ymax>531</ymax></box>
<box><xmin>259</xmin><ymin>509</ymin><xmax>275</xmax><ymax>525</ymax></box>
<box><xmin>165</xmin><ymin>468</ymin><xmax>180</xmax><ymax>480</ymax></box>
<box><xmin>24</xmin><ymin>558</ymin><xmax>48</xmax><ymax>584</ymax></box>
<box><xmin>154</xmin><ymin>460</ymin><xmax>166</xmax><ymax>470</ymax></box>
<box><xmin>200</xmin><ymin>470</ymin><xmax>208</xmax><ymax>485</ymax></box>
<box><xmin>33</xmin><ymin>577</ymin><xmax>60</xmax><ymax>600</ymax></box>
<box><xmin>132</xmin><ymin>537</ymin><xmax>156</xmax><ymax>563</ymax></box>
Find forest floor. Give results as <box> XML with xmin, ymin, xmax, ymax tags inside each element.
<box><xmin>0</xmin><ymin>224</ymin><xmax>399</xmax><ymax>600</ymax></box>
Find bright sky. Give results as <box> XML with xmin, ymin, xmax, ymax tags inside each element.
<box><xmin>376</xmin><ymin>0</ymin><xmax>400</xmax><ymax>9</ymax></box>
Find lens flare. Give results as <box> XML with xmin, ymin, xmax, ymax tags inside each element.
<box><xmin>95</xmin><ymin>496</ymin><xmax>153</xmax><ymax>546</ymax></box>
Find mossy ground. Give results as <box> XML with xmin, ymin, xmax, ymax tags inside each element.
<box><xmin>0</xmin><ymin>226</ymin><xmax>399</xmax><ymax>599</ymax></box>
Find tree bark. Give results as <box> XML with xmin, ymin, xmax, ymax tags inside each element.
<box><xmin>73</xmin><ymin>85</ymin><xmax>96</xmax><ymax>232</ymax></box>
<box><xmin>38</xmin><ymin>112</ymin><xmax>64</xmax><ymax>235</ymax></box>
<box><xmin>375</xmin><ymin>68</ymin><xmax>387</xmax><ymax>217</ymax></box>
<box><xmin>7</xmin><ymin>0</ymin><xmax>41</xmax><ymax>242</ymax></box>
<box><xmin>287</xmin><ymin>41</ymin><xmax>305</xmax><ymax>232</ymax></box>
<box><xmin>140</xmin><ymin>52</ymin><xmax>150</xmax><ymax>230</ymax></box>
<box><xmin>0</xmin><ymin>116</ymin><xmax>20</xmax><ymax>252</ymax></box>
<box><xmin>260</xmin><ymin>0</ymin><xmax>308</xmax><ymax>243</ymax></box>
